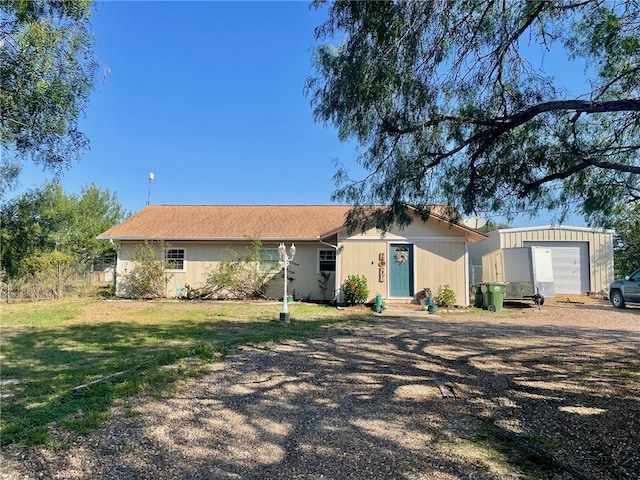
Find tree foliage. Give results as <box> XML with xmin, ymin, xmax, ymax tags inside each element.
<box><xmin>20</xmin><ymin>250</ymin><xmax>74</xmax><ymax>299</ymax></box>
<box><xmin>478</xmin><ymin>220</ymin><xmax>511</xmax><ymax>234</ymax></box>
<box><xmin>308</xmin><ymin>0</ymin><xmax>640</xmax><ymax>230</ymax></box>
<box><xmin>611</xmin><ymin>203</ymin><xmax>640</xmax><ymax>277</ymax></box>
<box><xmin>0</xmin><ymin>182</ymin><xmax>126</xmax><ymax>279</ymax></box>
<box><xmin>0</xmin><ymin>0</ymin><xmax>96</xmax><ymax>196</ymax></box>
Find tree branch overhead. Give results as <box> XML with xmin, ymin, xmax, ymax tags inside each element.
<box><xmin>308</xmin><ymin>0</ymin><xmax>640</xmax><ymax>229</ymax></box>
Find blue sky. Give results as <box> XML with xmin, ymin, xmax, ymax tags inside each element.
<box><xmin>14</xmin><ymin>0</ymin><xmax>586</xmax><ymax>227</ymax></box>
<box><xmin>17</xmin><ymin>1</ymin><xmax>360</xmax><ymax>210</ymax></box>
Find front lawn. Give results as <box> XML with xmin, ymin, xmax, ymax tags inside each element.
<box><xmin>0</xmin><ymin>299</ymin><xmax>372</xmax><ymax>447</ymax></box>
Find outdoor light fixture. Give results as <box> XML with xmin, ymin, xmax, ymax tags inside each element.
<box><xmin>278</xmin><ymin>242</ymin><xmax>296</xmax><ymax>323</ymax></box>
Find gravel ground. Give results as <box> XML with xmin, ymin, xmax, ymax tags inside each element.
<box><xmin>2</xmin><ymin>299</ymin><xmax>639</xmax><ymax>480</ymax></box>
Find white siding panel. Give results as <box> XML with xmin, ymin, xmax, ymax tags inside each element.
<box><xmin>524</xmin><ymin>241</ymin><xmax>589</xmax><ymax>294</ymax></box>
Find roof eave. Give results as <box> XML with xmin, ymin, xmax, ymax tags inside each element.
<box><xmin>96</xmin><ymin>236</ymin><xmax>327</xmax><ymax>242</ymax></box>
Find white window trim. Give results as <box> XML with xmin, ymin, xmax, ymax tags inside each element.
<box><xmin>165</xmin><ymin>247</ymin><xmax>187</xmax><ymax>272</ymax></box>
<box><xmin>317</xmin><ymin>248</ymin><xmax>337</xmax><ymax>274</ymax></box>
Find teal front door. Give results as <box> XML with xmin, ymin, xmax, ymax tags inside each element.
<box><xmin>390</xmin><ymin>244</ymin><xmax>414</xmax><ymax>297</ymax></box>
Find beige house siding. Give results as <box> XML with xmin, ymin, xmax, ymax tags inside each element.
<box><xmin>338</xmin><ymin>240</ymin><xmax>387</xmax><ymax>302</ymax></box>
<box><xmin>115</xmin><ymin>240</ymin><xmax>339</xmax><ymax>300</ymax></box>
<box><xmin>283</xmin><ymin>244</ymin><xmax>336</xmax><ymax>301</ymax></box>
<box><xmin>347</xmin><ymin>217</ymin><xmax>470</xmax><ymax>241</ymax></box>
<box><xmin>414</xmin><ymin>241</ymin><xmax>467</xmax><ymax>304</ymax></box>
<box><xmin>114</xmin><ymin>234</ymin><xmax>475</xmax><ymax>304</ymax></box>
<box><xmin>115</xmin><ymin>241</ymin><xmax>229</xmax><ymax>298</ymax></box>
<box><xmin>108</xmin><ymin>208</ymin><xmax>483</xmax><ymax>305</ymax></box>
<box><xmin>337</xmin><ymin>218</ymin><xmax>471</xmax><ymax>305</ymax></box>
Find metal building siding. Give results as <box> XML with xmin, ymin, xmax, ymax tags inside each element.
<box><xmin>502</xmin><ymin>228</ymin><xmax>583</xmax><ymax>247</ymax></box>
<box><xmin>589</xmin><ymin>230</ymin><xmax>614</xmax><ymax>294</ymax></box>
<box><xmin>498</xmin><ymin>227</ymin><xmax>614</xmax><ymax>294</ymax></box>
<box><xmin>468</xmin><ymin>232</ymin><xmax>500</xmax><ymax>265</ymax></box>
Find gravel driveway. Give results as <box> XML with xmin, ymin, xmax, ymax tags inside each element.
<box><xmin>2</xmin><ymin>301</ymin><xmax>639</xmax><ymax>480</ymax></box>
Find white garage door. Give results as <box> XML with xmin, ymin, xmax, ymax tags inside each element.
<box><xmin>523</xmin><ymin>241</ymin><xmax>590</xmax><ymax>294</ymax></box>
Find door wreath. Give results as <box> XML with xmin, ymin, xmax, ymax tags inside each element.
<box><xmin>395</xmin><ymin>247</ymin><xmax>409</xmax><ymax>263</ymax></box>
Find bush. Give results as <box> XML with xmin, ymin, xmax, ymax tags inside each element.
<box><xmin>342</xmin><ymin>274</ymin><xmax>369</xmax><ymax>306</ymax></box>
<box><xmin>318</xmin><ymin>272</ymin><xmax>333</xmax><ymax>302</ymax></box>
<box><xmin>436</xmin><ymin>284</ymin><xmax>456</xmax><ymax>307</ymax></box>
<box><xmin>121</xmin><ymin>241</ymin><xmax>168</xmax><ymax>299</ymax></box>
<box><xmin>206</xmin><ymin>239</ymin><xmax>280</xmax><ymax>300</ymax></box>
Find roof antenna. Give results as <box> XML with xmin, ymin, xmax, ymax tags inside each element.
<box><xmin>147</xmin><ymin>172</ymin><xmax>154</xmax><ymax>205</ymax></box>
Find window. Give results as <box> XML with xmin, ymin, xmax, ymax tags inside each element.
<box><xmin>259</xmin><ymin>248</ymin><xmax>280</xmax><ymax>263</ymax></box>
<box><xmin>165</xmin><ymin>248</ymin><xmax>186</xmax><ymax>271</ymax></box>
<box><xmin>318</xmin><ymin>249</ymin><xmax>336</xmax><ymax>273</ymax></box>
<box><xmin>259</xmin><ymin>248</ymin><xmax>281</xmax><ymax>271</ymax></box>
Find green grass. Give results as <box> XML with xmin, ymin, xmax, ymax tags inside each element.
<box><xmin>1</xmin><ymin>300</ymin><xmax>88</xmax><ymax>326</ymax></box>
<box><xmin>599</xmin><ymin>367</ymin><xmax>636</xmax><ymax>378</ymax></box>
<box><xmin>470</xmin><ymin>418</ymin><xmax>564</xmax><ymax>477</ymax></box>
<box><xmin>0</xmin><ymin>299</ymin><xmax>373</xmax><ymax>447</ymax></box>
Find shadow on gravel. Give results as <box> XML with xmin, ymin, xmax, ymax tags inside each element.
<box><xmin>569</xmin><ymin>303</ymin><xmax>640</xmax><ymax>314</ymax></box>
<box><xmin>504</xmin><ymin>300</ymin><xmax>640</xmax><ymax>315</ymax></box>
<box><xmin>82</xmin><ymin>319</ymin><xmax>640</xmax><ymax>480</ymax></box>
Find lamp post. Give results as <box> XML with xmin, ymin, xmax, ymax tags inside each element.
<box><xmin>278</xmin><ymin>242</ymin><xmax>296</xmax><ymax>323</ymax></box>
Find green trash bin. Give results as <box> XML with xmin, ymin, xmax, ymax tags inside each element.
<box><xmin>481</xmin><ymin>283</ymin><xmax>505</xmax><ymax>312</ymax></box>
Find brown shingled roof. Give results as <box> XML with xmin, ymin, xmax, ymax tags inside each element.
<box><xmin>98</xmin><ymin>204</ymin><xmax>487</xmax><ymax>242</ymax></box>
<box><xmin>97</xmin><ymin>205</ymin><xmax>354</xmax><ymax>241</ymax></box>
